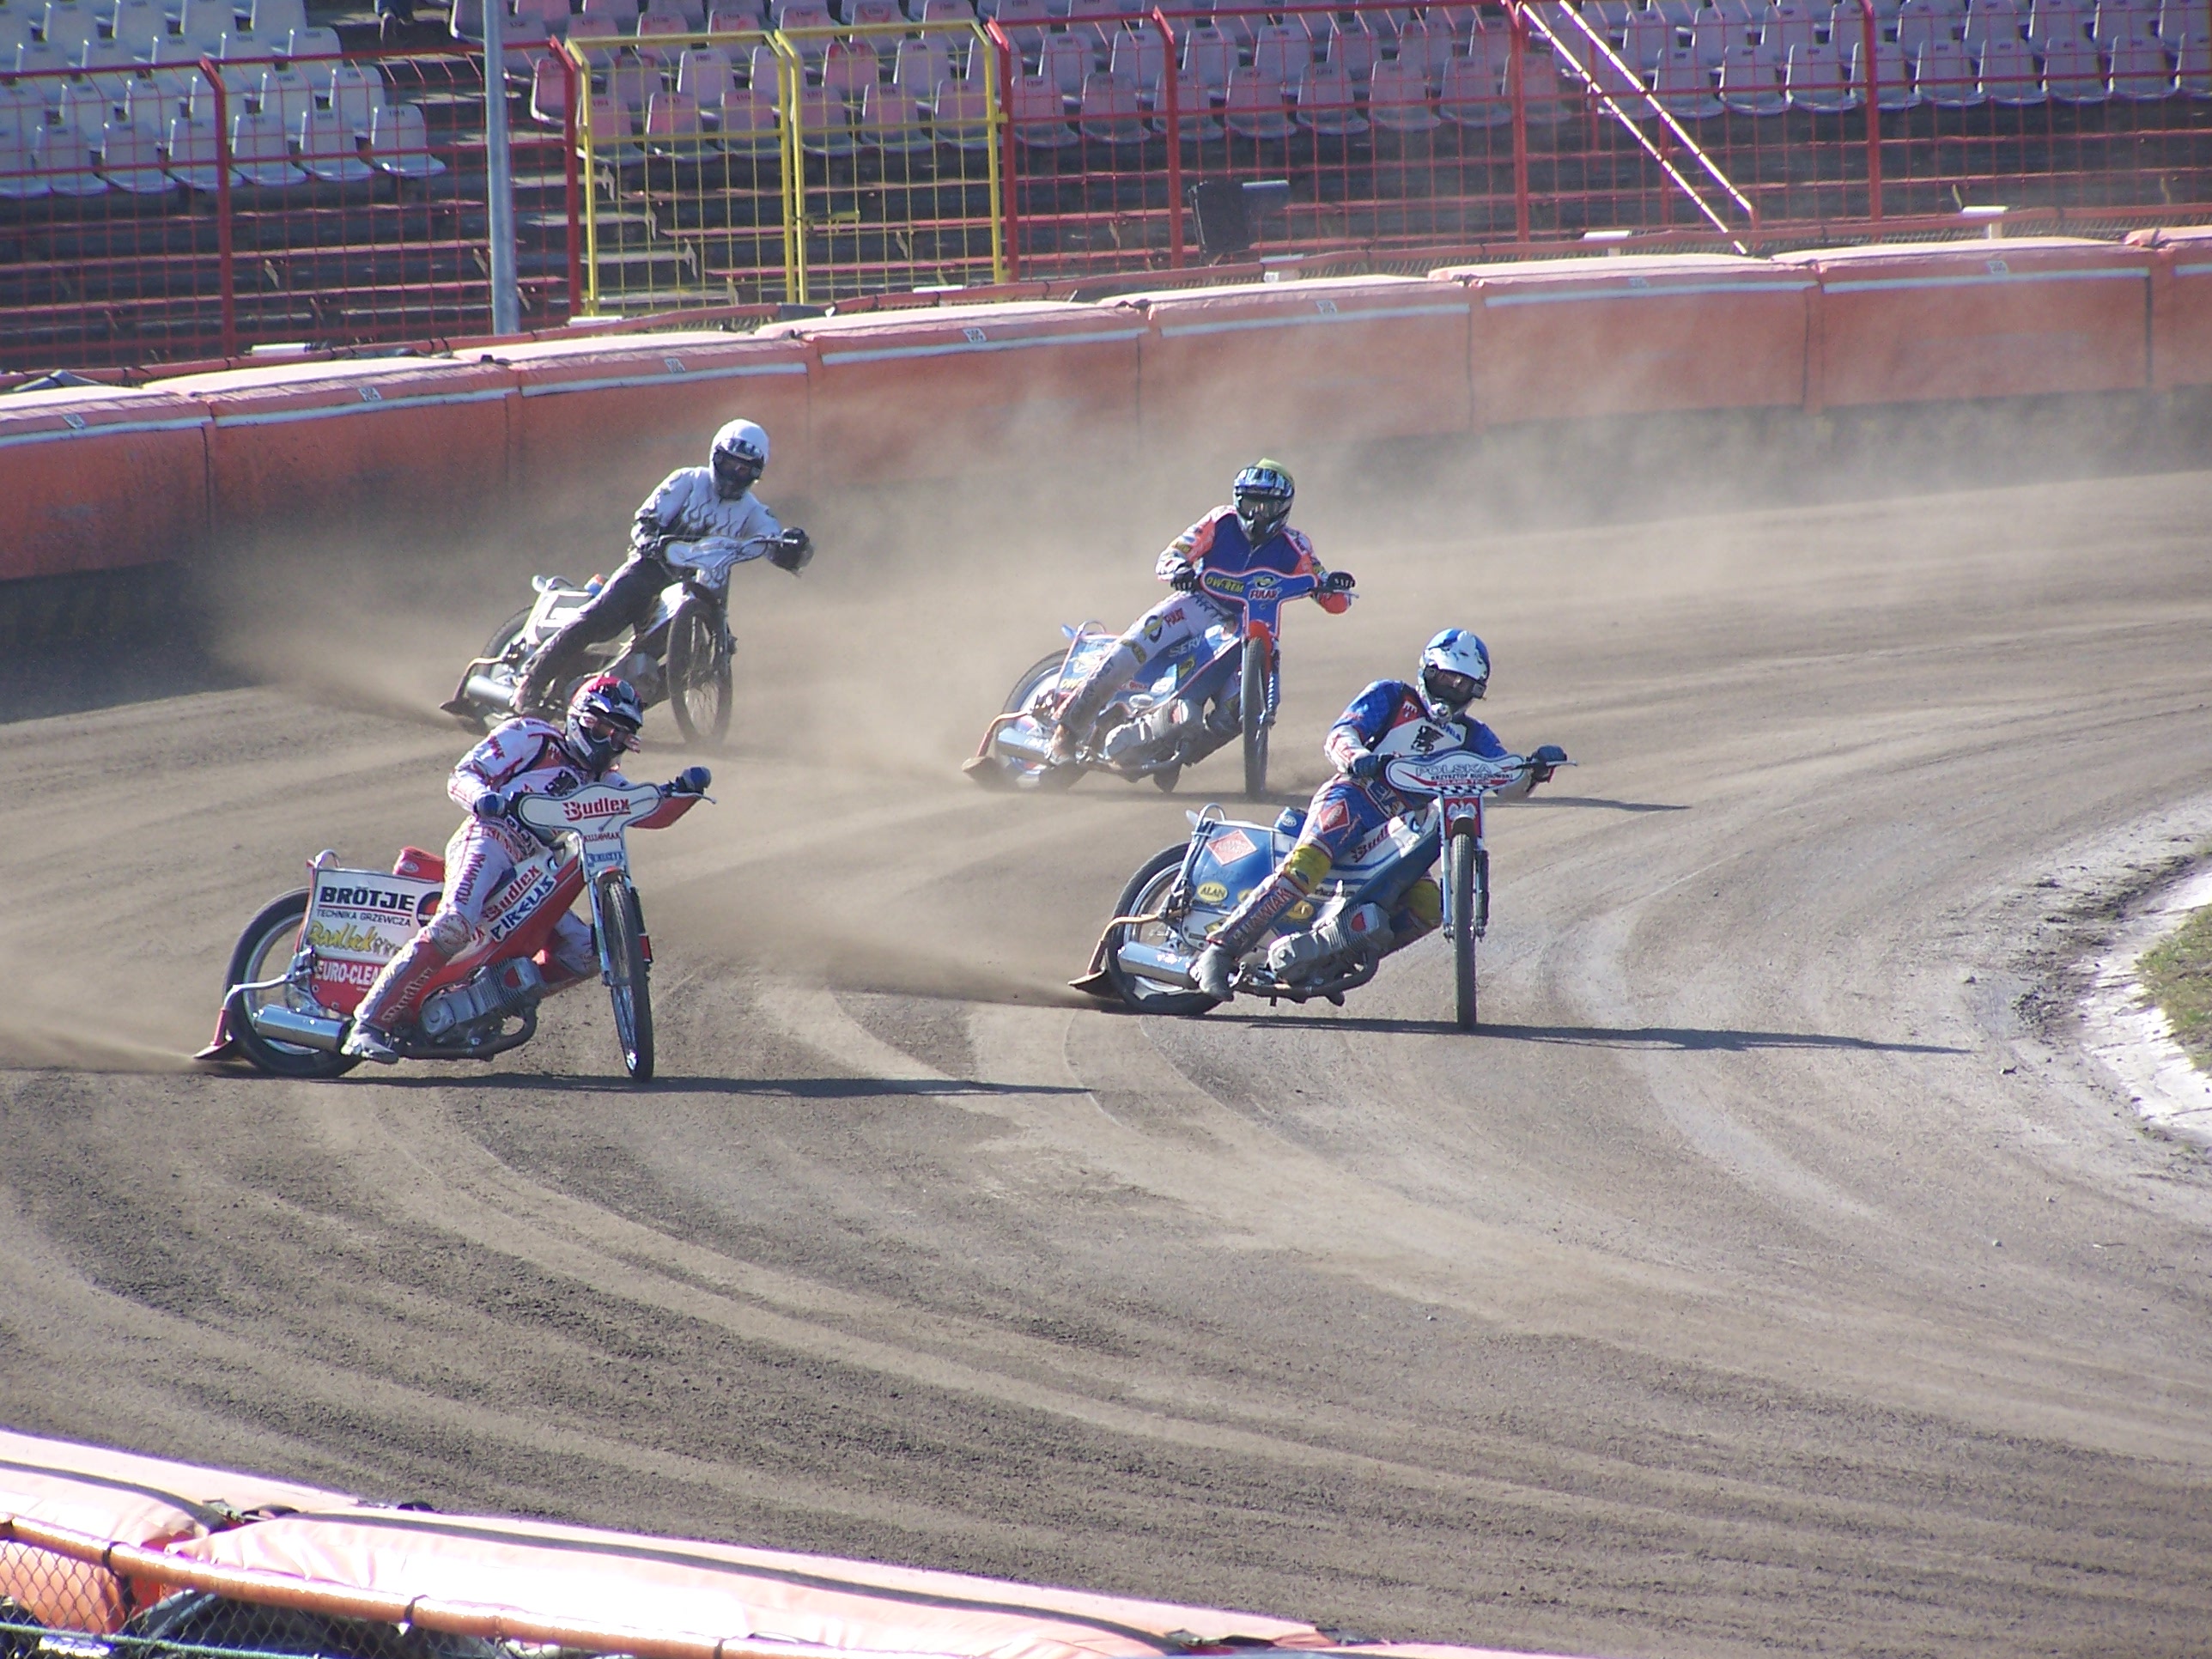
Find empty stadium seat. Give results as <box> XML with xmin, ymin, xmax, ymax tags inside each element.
<box><xmin>40</xmin><ymin>2</ymin><xmax>96</xmax><ymax>58</ymax></box>
<box><xmin>1395</xmin><ymin>15</ymin><xmax>1455</xmax><ymax>82</ymax></box>
<box><xmin>795</xmin><ymin>78</ymin><xmax>855</xmax><ymax>148</ymax></box>
<box><xmin>2094</xmin><ymin>0</ymin><xmax>2160</xmax><ymax>42</ymax></box>
<box><xmin>1008</xmin><ymin>70</ymin><xmax>1072</xmax><ymax>142</ymax></box>
<box><xmin>1852</xmin><ymin>31</ymin><xmax>1921</xmax><ymax>100</ymax></box>
<box><xmin>820</xmin><ymin>36</ymin><xmax>878</xmax><ymax>96</ymax></box>
<box><xmin>528</xmin><ymin>52</ymin><xmax>570</xmax><ymax>120</ymax></box>
<box><xmin>1762</xmin><ymin>0</ymin><xmax>1820</xmax><ymax>58</ymax></box>
<box><xmin>1319</xmin><ymin>17</ymin><xmax>1377</xmax><ymax>85</ymax></box>
<box><xmin>159</xmin><ymin>109</ymin><xmax>216</xmax><ymax>186</ymax></box>
<box><xmin>1295</xmin><ymin>55</ymin><xmax>1365</xmax><ymax>132</ymax></box>
<box><xmin>369</xmin><ymin>99</ymin><xmax>446</xmax><ymax>174</ymax></box>
<box><xmin>1717</xmin><ymin>38</ymin><xmax>1790</xmax><ymax>106</ymax></box>
<box><xmin>1249</xmin><ymin>21</ymin><xmax>1311</xmax><ymax>88</ymax></box>
<box><xmin>775</xmin><ymin>0</ymin><xmax>831</xmax><ymax>58</ymax></box>
<box><xmin>2026</xmin><ymin>0</ymin><xmax>2090</xmax><ymax>45</ymax></box>
<box><xmin>1068</xmin><ymin>66</ymin><xmax>1139</xmax><ymax>140</ymax></box>
<box><xmin>285</xmin><ymin>25</ymin><xmax>341</xmax><ymax>58</ymax></box>
<box><xmin>2104</xmin><ymin>31</ymin><xmax>2172</xmax><ymax>89</ymax></box>
<box><xmin>708</xmin><ymin>1</ymin><xmax>769</xmax><ymax>27</ymax></box>
<box><xmin>1787</xmin><ymin>36</ymin><xmax>1859</xmax><ymax>100</ymax></box>
<box><xmin>13</xmin><ymin>38</ymin><xmax>70</xmax><ymax>82</ymax></box>
<box><xmin>915</xmin><ymin>0</ymin><xmax>973</xmax><ymax>21</ymax></box>
<box><xmin>608</xmin><ymin>58</ymin><xmax>660</xmax><ymax>110</ymax></box>
<box><xmin>75</xmin><ymin>36</ymin><xmax>137</xmax><ymax>99</ymax></box>
<box><xmin>175</xmin><ymin>0</ymin><xmax>228</xmax><ymax>52</ymax></box>
<box><xmin>857</xmin><ymin>77</ymin><xmax>930</xmax><ymax>147</ymax></box>
<box><xmin>0</xmin><ymin>120</ymin><xmax>47</xmax><ymax>198</ymax></box>
<box><xmin>1180</xmin><ymin>23</ymin><xmax>1231</xmax><ymax>91</ymax></box>
<box><xmin>118</xmin><ymin>76</ymin><xmax>180</xmax><ymax>129</ymax></box>
<box><xmin>298</xmin><ymin>102</ymin><xmax>372</xmax><ymax>178</ymax></box>
<box><xmin>56</xmin><ymin>80</ymin><xmax>112</xmax><ymax>137</ymax></box>
<box><xmin>249</xmin><ymin>0</ymin><xmax>305</xmax><ymax>41</ymax></box>
<box><xmin>330</xmin><ymin>63</ymin><xmax>387</xmax><ymax>133</ymax></box>
<box><xmin>1653</xmin><ymin>42</ymin><xmax>1725</xmax><ymax>111</ymax></box>
<box><xmin>1961</xmin><ymin>0</ymin><xmax>2023</xmax><ymax>52</ymax></box>
<box><xmin>847</xmin><ymin>0</ymin><xmax>902</xmax><ymax>25</ymax></box>
<box><xmin>992</xmin><ymin>0</ymin><xmax>1048</xmax><ymax>52</ymax></box>
<box><xmin>2177</xmin><ymin>29</ymin><xmax>2212</xmax><ymax>90</ymax></box>
<box><xmin>1687</xmin><ymin>2</ymin><xmax>1732</xmax><ymax>65</ymax></box>
<box><xmin>1365</xmin><ymin>52</ymin><xmax>1439</xmax><ymax>128</ymax></box>
<box><xmin>714</xmin><ymin>84</ymin><xmax>778</xmax><ymax>154</ymax></box>
<box><xmin>585</xmin><ymin>88</ymin><xmax>643</xmax><ymax>156</ymax></box>
<box><xmin>1893</xmin><ymin>0</ymin><xmax>1954</xmax><ymax>55</ymax></box>
<box><xmin>1440</xmin><ymin>51</ymin><xmax>1510</xmax><ymax>125</ymax></box>
<box><xmin>893</xmin><ymin>33</ymin><xmax>950</xmax><ymax>97</ymax></box>
<box><xmin>586</xmin><ymin>0</ymin><xmax>641</xmax><ymax>25</ymax></box>
<box><xmin>644</xmin><ymin>87</ymin><xmax>703</xmax><ymax>150</ymax></box>
<box><xmin>257</xmin><ymin>64</ymin><xmax>314</xmax><ymax>137</ymax></box>
<box><xmin>1978</xmin><ymin>28</ymin><xmax>2045</xmax><ymax>94</ymax></box>
<box><xmin>1623</xmin><ymin>9</ymin><xmax>1673</xmax><ymax>67</ymax></box>
<box><xmin>929</xmin><ymin>78</ymin><xmax>992</xmax><ymax>147</ymax></box>
<box><xmin>1106</xmin><ymin>25</ymin><xmax>1162</xmax><ymax>94</ymax></box>
<box><xmin>229</xmin><ymin>106</ymin><xmax>301</xmax><ymax>183</ymax></box>
<box><xmin>1038</xmin><ymin>28</ymin><xmax>1090</xmax><ymax>93</ymax></box>
<box><xmin>2041</xmin><ymin>30</ymin><xmax>2109</xmax><ymax>91</ymax></box>
<box><xmin>1914</xmin><ymin>29</ymin><xmax>1984</xmax><ymax>94</ymax></box>
<box><xmin>107</xmin><ymin>0</ymin><xmax>166</xmax><ymax>54</ymax></box>
<box><xmin>566</xmin><ymin>12</ymin><xmax>622</xmax><ymax>60</ymax></box>
<box><xmin>1220</xmin><ymin>65</ymin><xmax>1292</xmax><ymax>136</ymax></box>
<box><xmin>635</xmin><ymin>9</ymin><xmax>686</xmax><ymax>61</ymax></box>
<box><xmin>678</xmin><ymin>44</ymin><xmax>737</xmax><ymax>100</ymax></box>
<box><xmin>1146</xmin><ymin>67</ymin><xmax>1218</xmax><ymax>137</ymax></box>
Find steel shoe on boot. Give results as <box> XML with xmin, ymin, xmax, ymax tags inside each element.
<box><xmin>342</xmin><ymin>1021</ymin><xmax>401</xmax><ymax>1064</ymax></box>
<box><xmin>1193</xmin><ymin>942</ymin><xmax>1236</xmax><ymax>1000</ymax></box>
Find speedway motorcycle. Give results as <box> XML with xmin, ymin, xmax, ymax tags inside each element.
<box><xmin>1072</xmin><ymin>745</ymin><xmax>1570</xmax><ymax>1030</ymax></box>
<box><xmin>441</xmin><ymin>532</ymin><xmax>804</xmax><ymax>744</ymax></box>
<box><xmin>196</xmin><ymin>771</ymin><xmax>711</xmax><ymax>1084</ymax></box>
<box><xmin>964</xmin><ymin>566</ymin><xmax>1354</xmax><ymax>799</ymax></box>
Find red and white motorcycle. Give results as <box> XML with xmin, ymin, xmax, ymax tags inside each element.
<box><xmin>196</xmin><ymin>774</ymin><xmax>710</xmax><ymax>1083</ymax></box>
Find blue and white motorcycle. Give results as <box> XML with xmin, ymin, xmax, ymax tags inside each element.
<box><xmin>963</xmin><ymin>566</ymin><xmax>1349</xmax><ymax>799</ymax></box>
<box><xmin>1071</xmin><ymin>745</ymin><xmax>1570</xmax><ymax>1030</ymax></box>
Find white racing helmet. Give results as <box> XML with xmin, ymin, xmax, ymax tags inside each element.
<box><xmin>1417</xmin><ymin>628</ymin><xmax>1490</xmax><ymax>721</ymax></box>
<box><xmin>710</xmin><ymin>419</ymin><xmax>770</xmax><ymax>499</ymax></box>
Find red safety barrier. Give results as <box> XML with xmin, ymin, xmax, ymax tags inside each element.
<box><xmin>0</xmin><ymin>387</ymin><xmax>209</xmax><ymax>580</ymax></box>
<box><xmin>1434</xmin><ymin>252</ymin><xmax>1812</xmax><ymax>424</ymax></box>
<box><xmin>1780</xmin><ymin>238</ymin><xmax>2154</xmax><ymax>407</ymax></box>
<box><xmin>493</xmin><ymin>330</ymin><xmax>811</xmax><ymax>514</ymax></box>
<box><xmin>1118</xmin><ymin>275</ymin><xmax>1474</xmax><ymax>455</ymax></box>
<box><xmin>152</xmin><ymin>356</ymin><xmax>517</xmax><ymax>534</ymax></box>
<box><xmin>760</xmin><ymin>301</ymin><xmax>1142</xmax><ymax>483</ymax></box>
<box><xmin>0</xmin><ymin>1428</ymin><xmax>359</xmax><ymax>1632</ymax></box>
<box><xmin>2128</xmin><ymin>225</ymin><xmax>2212</xmax><ymax>388</ymax></box>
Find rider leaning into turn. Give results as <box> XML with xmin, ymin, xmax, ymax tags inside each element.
<box><xmin>1191</xmin><ymin>629</ymin><xmax>1565</xmax><ymax>1001</ymax></box>
<box><xmin>1047</xmin><ymin>459</ymin><xmax>1353</xmax><ymax>763</ymax></box>
<box><xmin>342</xmin><ymin>675</ymin><xmax>648</xmax><ymax>1064</ymax></box>
<box><xmin>513</xmin><ymin>418</ymin><xmax>813</xmax><ymax>714</ymax></box>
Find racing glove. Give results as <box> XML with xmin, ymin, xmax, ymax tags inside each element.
<box><xmin>1341</xmin><ymin>750</ymin><xmax>1380</xmax><ymax>783</ymax></box>
<box><xmin>471</xmin><ymin>787</ymin><xmax>514</xmax><ymax>823</ymax></box>
<box><xmin>1322</xmin><ymin>569</ymin><xmax>1356</xmax><ymax>594</ymax></box>
<box><xmin>671</xmin><ymin>765</ymin><xmax>712</xmax><ymax>795</ymax></box>
<box><xmin>770</xmin><ymin>526</ymin><xmax>813</xmax><ymax>574</ymax></box>
<box><xmin>1167</xmin><ymin>561</ymin><xmax>1200</xmax><ymax>592</ymax></box>
<box><xmin>1528</xmin><ymin>743</ymin><xmax>1569</xmax><ymax>785</ymax></box>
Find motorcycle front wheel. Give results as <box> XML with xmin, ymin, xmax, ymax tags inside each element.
<box><xmin>598</xmin><ymin>872</ymin><xmax>654</xmax><ymax>1082</ymax></box>
<box><xmin>224</xmin><ymin>890</ymin><xmax>360</xmax><ymax>1079</ymax></box>
<box><xmin>1240</xmin><ymin>636</ymin><xmax>1270</xmax><ymax>800</ymax></box>
<box><xmin>1102</xmin><ymin>845</ymin><xmax>1222</xmax><ymax>1017</ymax></box>
<box><xmin>1447</xmin><ymin>835</ymin><xmax>1480</xmax><ymax>1031</ymax></box>
<box><xmin>665</xmin><ymin>604</ymin><xmax>733</xmax><ymax>749</ymax></box>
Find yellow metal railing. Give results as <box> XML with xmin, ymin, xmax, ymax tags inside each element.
<box><xmin>565</xmin><ymin>21</ymin><xmax>1004</xmax><ymax>315</ymax></box>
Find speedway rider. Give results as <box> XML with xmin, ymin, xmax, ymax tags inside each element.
<box><xmin>1191</xmin><ymin>629</ymin><xmax>1567</xmax><ymax>1001</ymax></box>
<box><xmin>513</xmin><ymin>418</ymin><xmax>812</xmax><ymax>714</ymax></box>
<box><xmin>1047</xmin><ymin>460</ymin><xmax>1353</xmax><ymax>763</ymax></box>
<box><xmin>343</xmin><ymin>675</ymin><xmax>665</xmax><ymax>1063</ymax></box>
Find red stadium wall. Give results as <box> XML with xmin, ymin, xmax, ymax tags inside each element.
<box><xmin>0</xmin><ymin>235</ymin><xmax>2189</xmax><ymax>592</ymax></box>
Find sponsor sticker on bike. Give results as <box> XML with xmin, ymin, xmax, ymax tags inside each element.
<box><xmin>1206</xmin><ymin>828</ymin><xmax>1258</xmax><ymax>865</ymax></box>
<box><xmin>308</xmin><ymin>869</ymin><xmax>441</xmax><ymax>965</ymax></box>
<box><xmin>1196</xmin><ymin>880</ymin><xmax>1227</xmax><ymax>905</ymax></box>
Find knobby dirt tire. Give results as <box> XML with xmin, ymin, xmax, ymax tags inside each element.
<box><xmin>483</xmin><ymin>607</ymin><xmax>532</xmax><ymax>661</ymax></box>
<box><xmin>1240</xmin><ymin>636</ymin><xmax>1269</xmax><ymax>800</ymax></box>
<box><xmin>599</xmin><ymin>874</ymin><xmax>654</xmax><ymax>1082</ymax></box>
<box><xmin>223</xmin><ymin>890</ymin><xmax>359</xmax><ymax>1079</ymax></box>
<box><xmin>1103</xmin><ymin>845</ymin><xmax>1222</xmax><ymax>1018</ymax></box>
<box><xmin>666</xmin><ymin>605</ymin><xmax>733</xmax><ymax>749</ymax></box>
<box><xmin>1449</xmin><ymin>835</ymin><xmax>1480</xmax><ymax>1031</ymax></box>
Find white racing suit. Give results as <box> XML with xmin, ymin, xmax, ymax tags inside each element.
<box><xmin>352</xmin><ymin>719</ymin><xmax>626</xmax><ymax>1034</ymax></box>
<box><xmin>516</xmin><ymin>467</ymin><xmax>786</xmax><ymax>707</ymax></box>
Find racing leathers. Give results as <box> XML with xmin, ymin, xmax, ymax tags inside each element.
<box><xmin>514</xmin><ymin>466</ymin><xmax>787</xmax><ymax>711</ymax></box>
<box><xmin>1200</xmin><ymin>680</ymin><xmax>1547</xmax><ymax>975</ymax></box>
<box><xmin>350</xmin><ymin>718</ymin><xmax>624</xmax><ymax>1042</ymax></box>
<box><xmin>1050</xmin><ymin>507</ymin><xmax>1351</xmax><ymax>757</ymax></box>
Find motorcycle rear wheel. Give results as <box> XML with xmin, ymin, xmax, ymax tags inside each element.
<box><xmin>1240</xmin><ymin>636</ymin><xmax>1270</xmax><ymax>800</ymax></box>
<box><xmin>224</xmin><ymin>890</ymin><xmax>360</xmax><ymax>1079</ymax></box>
<box><xmin>666</xmin><ymin>605</ymin><xmax>733</xmax><ymax>749</ymax></box>
<box><xmin>1103</xmin><ymin>845</ymin><xmax>1222</xmax><ymax>1017</ymax></box>
<box><xmin>598</xmin><ymin>873</ymin><xmax>654</xmax><ymax>1082</ymax></box>
<box><xmin>1448</xmin><ymin>836</ymin><xmax>1480</xmax><ymax>1031</ymax></box>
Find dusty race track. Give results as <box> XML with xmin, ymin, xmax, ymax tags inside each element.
<box><xmin>3</xmin><ymin>458</ymin><xmax>2211</xmax><ymax>1659</ymax></box>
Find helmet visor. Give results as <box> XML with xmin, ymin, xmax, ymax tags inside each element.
<box><xmin>1235</xmin><ymin>494</ymin><xmax>1289</xmax><ymax>541</ymax></box>
<box><xmin>712</xmin><ymin>450</ymin><xmax>763</xmax><ymax>495</ymax></box>
<box><xmin>574</xmin><ymin>708</ymin><xmax>641</xmax><ymax>754</ymax></box>
<box><xmin>1422</xmin><ymin>667</ymin><xmax>1484</xmax><ymax>710</ymax></box>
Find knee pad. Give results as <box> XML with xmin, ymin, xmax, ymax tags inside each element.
<box><xmin>1397</xmin><ymin>876</ymin><xmax>1443</xmax><ymax>935</ymax></box>
<box><xmin>1283</xmin><ymin>839</ymin><xmax>1333</xmax><ymax>896</ymax></box>
<box><xmin>426</xmin><ymin>908</ymin><xmax>475</xmax><ymax>956</ymax></box>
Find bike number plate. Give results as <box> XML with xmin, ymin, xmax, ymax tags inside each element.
<box><xmin>303</xmin><ymin>866</ymin><xmax>443</xmax><ymax>1012</ymax></box>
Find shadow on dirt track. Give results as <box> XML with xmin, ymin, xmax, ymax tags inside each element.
<box><xmin>1228</xmin><ymin>1012</ymin><xmax>1970</xmax><ymax>1054</ymax></box>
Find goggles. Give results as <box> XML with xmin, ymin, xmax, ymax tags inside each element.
<box><xmin>1423</xmin><ymin>668</ymin><xmax>1484</xmax><ymax>708</ymax></box>
<box><xmin>574</xmin><ymin>709</ymin><xmax>641</xmax><ymax>752</ymax></box>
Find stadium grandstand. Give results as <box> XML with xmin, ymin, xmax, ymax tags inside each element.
<box><xmin>3</xmin><ymin>0</ymin><xmax>2210</xmax><ymax>368</ymax></box>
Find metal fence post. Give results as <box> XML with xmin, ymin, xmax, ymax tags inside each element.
<box><xmin>483</xmin><ymin>0</ymin><xmax>521</xmax><ymax>332</ymax></box>
<box><xmin>1859</xmin><ymin>0</ymin><xmax>1883</xmax><ymax>222</ymax></box>
<box><xmin>201</xmin><ymin>58</ymin><xmax>237</xmax><ymax>357</ymax></box>
<box><xmin>988</xmin><ymin>19</ymin><xmax>1019</xmax><ymax>280</ymax></box>
<box><xmin>1507</xmin><ymin>4</ymin><xmax>1530</xmax><ymax>244</ymax></box>
<box><xmin>562</xmin><ymin>47</ymin><xmax>581</xmax><ymax>320</ymax></box>
<box><xmin>1153</xmin><ymin>7</ymin><xmax>1182</xmax><ymax>269</ymax></box>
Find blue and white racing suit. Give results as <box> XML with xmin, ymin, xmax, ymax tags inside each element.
<box><xmin>1055</xmin><ymin>507</ymin><xmax>1349</xmax><ymax>744</ymax></box>
<box><xmin>1206</xmin><ymin>679</ymin><xmax>1537</xmax><ymax>959</ymax></box>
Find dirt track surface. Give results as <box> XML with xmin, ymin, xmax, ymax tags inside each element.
<box><xmin>5</xmin><ymin>465</ymin><xmax>2212</xmax><ymax>1659</ymax></box>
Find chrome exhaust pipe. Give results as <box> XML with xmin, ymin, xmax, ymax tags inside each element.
<box><xmin>1115</xmin><ymin>941</ymin><xmax>1199</xmax><ymax>987</ymax></box>
<box><xmin>462</xmin><ymin>671</ymin><xmax>518</xmax><ymax>712</ymax></box>
<box><xmin>243</xmin><ymin>1001</ymin><xmax>347</xmax><ymax>1052</ymax></box>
